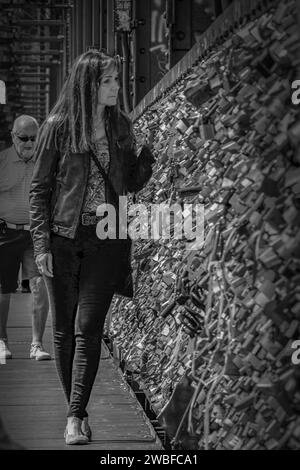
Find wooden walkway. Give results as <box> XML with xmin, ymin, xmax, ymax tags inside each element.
<box><xmin>0</xmin><ymin>292</ymin><xmax>162</xmax><ymax>450</ymax></box>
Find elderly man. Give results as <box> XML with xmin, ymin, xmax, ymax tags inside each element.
<box><xmin>0</xmin><ymin>115</ymin><xmax>50</xmax><ymax>361</ymax></box>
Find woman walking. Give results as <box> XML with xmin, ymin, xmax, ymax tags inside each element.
<box><xmin>29</xmin><ymin>50</ymin><xmax>154</xmax><ymax>444</ymax></box>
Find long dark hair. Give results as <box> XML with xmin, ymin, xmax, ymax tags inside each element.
<box><xmin>38</xmin><ymin>50</ymin><xmax>121</xmax><ymax>153</ymax></box>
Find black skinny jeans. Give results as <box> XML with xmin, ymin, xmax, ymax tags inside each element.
<box><xmin>47</xmin><ymin>225</ymin><xmax>126</xmax><ymax>419</ymax></box>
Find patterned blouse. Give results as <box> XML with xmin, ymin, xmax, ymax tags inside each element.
<box><xmin>82</xmin><ymin>135</ymin><xmax>110</xmax><ymax>213</ymax></box>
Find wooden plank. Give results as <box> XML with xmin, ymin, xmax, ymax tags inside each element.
<box><xmin>0</xmin><ymin>293</ymin><xmax>162</xmax><ymax>450</ymax></box>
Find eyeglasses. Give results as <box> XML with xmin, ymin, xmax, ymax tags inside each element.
<box><xmin>15</xmin><ymin>135</ymin><xmax>36</xmax><ymax>142</ymax></box>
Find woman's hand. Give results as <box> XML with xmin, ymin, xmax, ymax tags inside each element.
<box><xmin>36</xmin><ymin>253</ymin><xmax>54</xmax><ymax>277</ymax></box>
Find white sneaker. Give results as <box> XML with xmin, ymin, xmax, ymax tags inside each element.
<box><xmin>30</xmin><ymin>343</ymin><xmax>51</xmax><ymax>361</ymax></box>
<box><xmin>0</xmin><ymin>339</ymin><xmax>12</xmax><ymax>360</ymax></box>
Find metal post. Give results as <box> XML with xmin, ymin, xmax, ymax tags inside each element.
<box><xmin>76</xmin><ymin>0</ymin><xmax>84</xmax><ymax>55</ymax></box>
<box><xmin>132</xmin><ymin>0</ymin><xmax>151</xmax><ymax>105</ymax></box>
<box><xmin>84</xmin><ymin>0</ymin><xmax>93</xmax><ymax>49</ymax></box>
<box><xmin>107</xmin><ymin>0</ymin><xmax>115</xmax><ymax>54</ymax></box>
<box><xmin>170</xmin><ymin>0</ymin><xmax>192</xmax><ymax>68</ymax></box>
<box><xmin>99</xmin><ymin>0</ymin><xmax>105</xmax><ymax>50</ymax></box>
<box><xmin>92</xmin><ymin>0</ymin><xmax>101</xmax><ymax>48</ymax></box>
<box><xmin>71</xmin><ymin>0</ymin><xmax>77</xmax><ymax>60</ymax></box>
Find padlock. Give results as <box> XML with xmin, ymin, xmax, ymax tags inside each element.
<box><xmin>198</xmin><ymin>112</ymin><xmax>215</xmax><ymax>141</ymax></box>
<box><xmin>184</xmin><ymin>77</ymin><xmax>212</xmax><ymax>109</ymax></box>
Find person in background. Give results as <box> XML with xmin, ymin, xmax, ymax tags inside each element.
<box><xmin>0</xmin><ymin>115</ymin><xmax>50</xmax><ymax>361</ymax></box>
<box><xmin>30</xmin><ymin>50</ymin><xmax>155</xmax><ymax>445</ymax></box>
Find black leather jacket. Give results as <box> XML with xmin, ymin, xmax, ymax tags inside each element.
<box><xmin>29</xmin><ymin>109</ymin><xmax>155</xmax><ymax>258</ymax></box>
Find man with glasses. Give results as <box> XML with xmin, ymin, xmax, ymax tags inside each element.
<box><xmin>0</xmin><ymin>115</ymin><xmax>50</xmax><ymax>361</ymax></box>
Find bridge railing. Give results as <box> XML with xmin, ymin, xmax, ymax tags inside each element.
<box><xmin>131</xmin><ymin>0</ymin><xmax>277</xmax><ymax>122</ymax></box>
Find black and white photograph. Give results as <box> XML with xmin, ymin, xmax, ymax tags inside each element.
<box><xmin>0</xmin><ymin>0</ymin><xmax>300</xmax><ymax>458</ymax></box>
